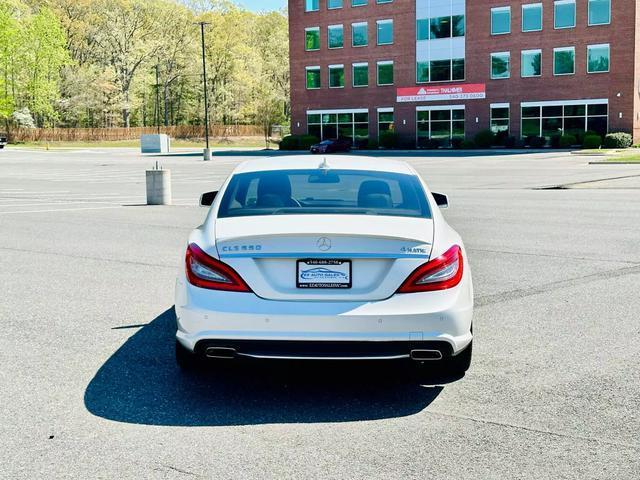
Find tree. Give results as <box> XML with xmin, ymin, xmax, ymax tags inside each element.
<box><xmin>0</xmin><ymin>0</ymin><xmax>291</xmax><ymax>132</ymax></box>
<box><xmin>90</xmin><ymin>0</ymin><xmax>163</xmax><ymax>127</ymax></box>
<box><xmin>22</xmin><ymin>7</ymin><xmax>70</xmax><ymax>126</ymax></box>
<box><xmin>0</xmin><ymin>1</ymin><xmax>23</xmax><ymax>129</ymax></box>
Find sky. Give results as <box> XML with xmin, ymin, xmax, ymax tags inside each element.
<box><xmin>236</xmin><ymin>0</ymin><xmax>287</xmax><ymax>11</ymax></box>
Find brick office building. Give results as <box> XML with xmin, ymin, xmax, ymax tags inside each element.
<box><xmin>289</xmin><ymin>0</ymin><xmax>640</xmax><ymax>147</ymax></box>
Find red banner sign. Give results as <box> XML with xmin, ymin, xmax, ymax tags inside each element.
<box><xmin>397</xmin><ymin>84</ymin><xmax>486</xmax><ymax>103</ymax></box>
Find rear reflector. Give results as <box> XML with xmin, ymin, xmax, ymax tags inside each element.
<box><xmin>186</xmin><ymin>243</ymin><xmax>251</xmax><ymax>292</ymax></box>
<box><xmin>396</xmin><ymin>245</ymin><xmax>463</xmax><ymax>293</ymax></box>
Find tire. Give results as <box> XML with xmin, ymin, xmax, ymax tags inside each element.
<box><xmin>443</xmin><ymin>340</ymin><xmax>472</xmax><ymax>376</ymax></box>
<box><xmin>175</xmin><ymin>340</ymin><xmax>199</xmax><ymax>371</ymax></box>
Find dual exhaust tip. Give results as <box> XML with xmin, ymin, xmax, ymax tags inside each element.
<box><xmin>205</xmin><ymin>347</ymin><xmax>236</xmax><ymax>359</ymax></box>
<box><xmin>205</xmin><ymin>346</ymin><xmax>443</xmax><ymax>361</ymax></box>
<box><xmin>409</xmin><ymin>349</ymin><xmax>443</xmax><ymax>361</ymax></box>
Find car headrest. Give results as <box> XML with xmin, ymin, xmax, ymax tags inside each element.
<box><xmin>258</xmin><ymin>174</ymin><xmax>292</xmax><ymax>199</ymax></box>
<box><xmin>358</xmin><ymin>180</ymin><xmax>392</xmax><ymax>206</ymax></box>
<box><xmin>255</xmin><ymin>193</ymin><xmax>286</xmax><ymax>208</ymax></box>
<box><xmin>359</xmin><ymin>193</ymin><xmax>393</xmax><ymax>209</ymax></box>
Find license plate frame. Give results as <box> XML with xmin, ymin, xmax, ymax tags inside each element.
<box><xmin>296</xmin><ymin>259</ymin><xmax>352</xmax><ymax>289</ymax></box>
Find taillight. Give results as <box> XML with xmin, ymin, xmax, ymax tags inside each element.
<box><xmin>185</xmin><ymin>243</ymin><xmax>251</xmax><ymax>292</ymax></box>
<box><xmin>397</xmin><ymin>245</ymin><xmax>463</xmax><ymax>293</ymax></box>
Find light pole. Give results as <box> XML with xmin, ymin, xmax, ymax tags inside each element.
<box><xmin>197</xmin><ymin>21</ymin><xmax>212</xmax><ymax>161</ymax></box>
<box><xmin>155</xmin><ymin>63</ymin><xmax>161</xmax><ymax>135</ymax></box>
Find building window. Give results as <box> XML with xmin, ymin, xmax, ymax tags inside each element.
<box><xmin>328</xmin><ymin>0</ymin><xmax>343</xmax><ymax>9</ymax></box>
<box><xmin>491</xmin><ymin>7</ymin><xmax>511</xmax><ymax>35</ymax></box>
<box><xmin>429</xmin><ymin>16</ymin><xmax>465</xmax><ymax>39</ymax></box>
<box><xmin>307</xmin><ymin>111</ymin><xmax>369</xmax><ymax>146</ymax></box>
<box><xmin>377</xmin><ymin>61</ymin><xmax>394</xmax><ymax>85</ymax></box>
<box><xmin>452</xmin><ymin>59</ymin><xmax>465</xmax><ymax>80</ymax></box>
<box><xmin>521</xmin><ymin>101</ymin><xmax>608</xmax><ymax>140</ymax></box>
<box><xmin>352</xmin><ymin>63</ymin><xmax>369</xmax><ymax>87</ymax></box>
<box><xmin>491</xmin><ymin>52</ymin><xmax>510</xmax><ymax>79</ymax></box>
<box><xmin>377</xmin><ymin>0</ymin><xmax>393</xmax><ymax>4</ymax></box>
<box><xmin>329</xmin><ymin>65</ymin><xmax>345</xmax><ymax>88</ymax></box>
<box><xmin>417</xmin><ymin>59</ymin><xmax>464</xmax><ymax>83</ymax></box>
<box><xmin>305</xmin><ymin>0</ymin><xmax>319</xmax><ymax>12</ymax></box>
<box><xmin>416</xmin><ymin>1</ymin><xmax>465</xmax><ymax>83</ymax></box>
<box><xmin>589</xmin><ymin>0</ymin><xmax>610</xmax><ymax>25</ymax></box>
<box><xmin>328</xmin><ymin>25</ymin><xmax>344</xmax><ymax>49</ymax></box>
<box><xmin>417</xmin><ymin>107</ymin><xmax>465</xmax><ymax>147</ymax></box>
<box><xmin>553</xmin><ymin>47</ymin><xmax>575</xmax><ymax>75</ymax></box>
<box><xmin>522</xmin><ymin>3</ymin><xmax>543</xmax><ymax>32</ymax></box>
<box><xmin>305</xmin><ymin>27</ymin><xmax>320</xmax><ymax>51</ymax></box>
<box><xmin>490</xmin><ymin>105</ymin><xmax>510</xmax><ymax>135</ymax></box>
<box><xmin>306</xmin><ymin>66</ymin><xmax>321</xmax><ymax>89</ymax></box>
<box><xmin>378</xmin><ymin>110</ymin><xmax>394</xmax><ymax>140</ymax></box>
<box><xmin>554</xmin><ymin>0</ymin><xmax>575</xmax><ymax>29</ymax></box>
<box><xmin>416</xmin><ymin>62</ymin><xmax>429</xmax><ymax>83</ymax></box>
<box><xmin>452</xmin><ymin>15</ymin><xmax>465</xmax><ymax>37</ymax></box>
<box><xmin>352</xmin><ymin>22</ymin><xmax>368</xmax><ymax>47</ymax></box>
<box><xmin>376</xmin><ymin>20</ymin><xmax>393</xmax><ymax>45</ymax></box>
<box><xmin>418</xmin><ymin>16</ymin><xmax>464</xmax><ymax>40</ymax></box>
<box><xmin>587</xmin><ymin>44</ymin><xmax>610</xmax><ymax>73</ymax></box>
<box><xmin>416</xmin><ymin>19</ymin><xmax>428</xmax><ymax>40</ymax></box>
<box><xmin>521</xmin><ymin>49</ymin><xmax>542</xmax><ymax>77</ymax></box>
<box><xmin>352</xmin><ymin>0</ymin><xmax>368</xmax><ymax>6</ymax></box>
<box><xmin>430</xmin><ymin>16</ymin><xmax>451</xmax><ymax>38</ymax></box>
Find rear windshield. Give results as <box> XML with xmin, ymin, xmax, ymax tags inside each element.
<box><xmin>218</xmin><ymin>169</ymin><xmax>431</xmax><ymax>219</ymax></box>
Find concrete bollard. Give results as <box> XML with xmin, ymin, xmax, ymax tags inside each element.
<box><xmin>141</xmin><ymin>134</ymin><xmax>171</xmax><ymax>153</ymax></box>
<box><xmin>146</xmin><ymin>168</ymin><xmax>172</xmax><ymax>205</ymax></box>
<box><xmin>203</xmin><ymin>148</ymin><xmax>212</xmax><ymax>161</ymax></box>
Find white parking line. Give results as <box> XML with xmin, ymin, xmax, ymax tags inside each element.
<box><xmin>0</xmin><ymin>201</ymin><xmax>127</xmax><ymax>208</ymax></box>
<box><xmin>0</xmin><ymin>206</ymin><xmax>124</xmax><ymax>215</ymax></box>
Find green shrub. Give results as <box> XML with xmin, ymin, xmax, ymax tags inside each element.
<box><xmin>582</xmin><ymin>135</ymin><xmax>602</xmax><ymax>149</ymax></box>
<box><xmin>504</xmin><ymin>136</ymin><xmax>517</xmax><ymax>148</ymax></box>
<box><xmin>525</xmin><ymin>136</ymin><xmax>546</xmax><ymax>148</ymax></box>
<box><xmin>460</xmin><ymin>139</ymin><xmax>475</xmax><ymax>149</ymax></box>
<box><xmin>450</xmin><ymin>137</ymin><xmax>464</xmax><ymax>149</ymax></box>
<box><xmin>279</xmin><ymin>134</ymin><xmax>320</xmax><ymax>150</ymax></box>
<box><xmin>366</xmin><ymin>139</ymin><xmax>379</xmax><ymax>150</ymax></box>
<box><xmin>379</xmin><ymin>131</ymin><xmax>399</xmax><ymax>149</ymax></box>
<box><xmin>473</xmin><ymin>129</ymin><xmax>495</xmax><ymax>149</ymax></box>
<box><xmin>299</xmin><ymin>135</ymin><xmax>320</xmax><ymax>149</ymax></box>
<box><xmin>603</xmin><ymin>132</ymin><xmax>633</xmax><ymax>149</ymax></box>
<box><xmin>494</xmin><ymin>130</ymin><xmax>509</xmax><ymax>146</ymax></box>
<box><xmin>576</xmin><ymin>130</ymin><xmax>599</xmax><ymax>144</ymax></box>
<box><xmin>418</xmin><ymin>137</ymin><xmax>442</xmax><ymax>149</ymax></box>
<box><xmin>279</xmin><ymin>135</ymin><xmax>298</xmax><ymax>150</ymax></box>
<box><xmin>559</xmin><ymin>134</ymin><xmax>577</xmax><ymax>148</ymax></box>
<box><xmin>549</xmin><ymin>135</ymin><xmax>561</xmax><ymax>148</ymax></box>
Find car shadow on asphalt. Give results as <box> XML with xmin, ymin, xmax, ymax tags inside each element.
<box><xmin>84</xmin><ymin>307</ymin><xmax>457</xmax><ymax>426</ymax></box>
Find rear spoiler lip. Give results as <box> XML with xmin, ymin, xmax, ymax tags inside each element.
<box><xmin>218</xmin><ymin>251</ymin><xmax>431</xmax><ymax>260</ymax></box>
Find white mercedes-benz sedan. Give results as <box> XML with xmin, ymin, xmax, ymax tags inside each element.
<box><xmin>175</xmin><ymin>155</ymin><xmax>473</xmax><ymax>374</ymax></box>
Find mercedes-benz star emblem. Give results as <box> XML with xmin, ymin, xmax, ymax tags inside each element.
<box><xmin>316</xmin><ymin>237</ymin><xmax>332</xmax><ymax>251</ymax></box>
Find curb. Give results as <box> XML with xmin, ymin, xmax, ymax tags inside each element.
<box><xmin>588</xmin><ymin>161</ymin><xmax>640</xmax><ymax>165</ymax></box>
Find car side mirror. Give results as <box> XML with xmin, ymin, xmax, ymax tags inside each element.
<box><xmin>432</xmin><ymin>192</ymin><xmax>449</xmax><ymax>209</ymax></box>
<box><xmin>200</xmin><ymin>191</ymin><xmax>218</xmax><ymax>207</ymax></box>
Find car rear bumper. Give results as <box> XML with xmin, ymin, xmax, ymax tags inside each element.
<box><xmin>192</xmin><ymin>339</ymin><xmax>455</xmax><ymax>361</ymax></box>
<box><xmin>175</xmin><ymin>276</ymin><xmax>473</xmax><ymax>357</ymax></box>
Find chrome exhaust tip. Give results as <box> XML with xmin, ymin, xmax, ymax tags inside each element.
<box><xmin>205</xmin><ymin>347</ymin><xmax>236</xmax><ymax>359</ymax></box>
<box><xmin>410</xmin><ymin>349</ymin><xmax>443</xmax><ymax>361</ymax></box>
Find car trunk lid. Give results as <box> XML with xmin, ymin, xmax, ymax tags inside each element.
<box><xmin>214</xmin><ymin>215</ymin><xmax>433</xmax><ymax>301</ymax></box>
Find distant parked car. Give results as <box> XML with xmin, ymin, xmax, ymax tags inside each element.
<box><xmin>0</xmin><ymin>133</ymin><xmax>7</xmax><ymax>149</ymax></box>
<box><xmin>310</xmin><ymin>138</ymin><xmax>351</xmax><ymax>154</ymax></box>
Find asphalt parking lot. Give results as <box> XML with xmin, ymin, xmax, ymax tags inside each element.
<box><xmin>1</xmin><ymin>147</ymin><xmax>639</xmax><ymax>479</ymax></box>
